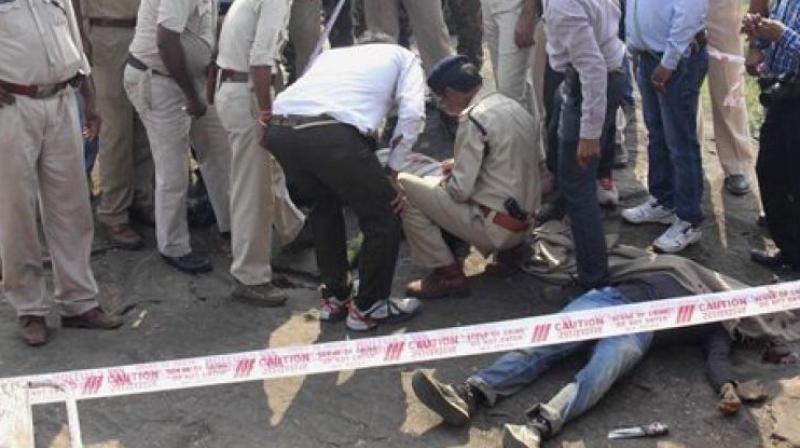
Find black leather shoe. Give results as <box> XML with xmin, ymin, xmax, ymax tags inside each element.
<box><xmin>725</xmin><ymin>175</ymin><xmax>751</xmax><ymax>196</ymax></box>
<box><xmin>750</xmin><ymin>249</ymin><xmax>799</xmax><ymax>271</ymax></box>
<box><xmin>162</xmin><ymin>252</ymin><xmax>213</xmax><ymax>274</ymax></box>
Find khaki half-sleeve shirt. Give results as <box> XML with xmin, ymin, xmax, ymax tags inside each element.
<box><xmin>129</xmin><ymin>0</ymin><xmax>217</xmax><ymax>76</ymax></box>
<box><xmin>0</xmin><ymin>0</ymin><xmax>90</xmax><ymax>85</ymax></box>
<box><xmin>216</xmin><ymin>0</ymin><xmax>292</xmax><ymax>72</ymax></box>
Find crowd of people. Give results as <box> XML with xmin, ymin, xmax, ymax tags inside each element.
<box><xmin>1</xmin><ymin>0</ymin><xmax>799</xmax><ymax>445</ymax></box>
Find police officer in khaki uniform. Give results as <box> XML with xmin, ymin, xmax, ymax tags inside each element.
<box><xmin>364</xmin><ymin>0</ymin><xmax>452</xmax><ymax>75</ymax></box>
<box><xmin>0</xmin><ymin>0</ymin><xmax>123</xmax><ymax>346</ymax></box>
<box><xmin>706</xmin><ymin>0</ymin><xmax>755</xmax><ymax>196</ymax></box>
<box><xmin>400</xmin><ymin>56</ymin><xmax>541</xmax><ymax>299</ymax></box>
<box><xmin>216</xmin><ymin>0</ymin><xmax>306</xmax><ymax>307</ymax></box>
<box><xmin>125</xmin><ymin>0</ymin><xmax>232</xmax><ymax>274</ymax></box>
<box><xmin>84</xmin><ymin>0</ymin><xmax>156</xmax><ymax>250</ymax></box>
<box><xmin>482</xmin><ymin>0</ymin><xmax>538</xmax><ymax>106</ymax></box>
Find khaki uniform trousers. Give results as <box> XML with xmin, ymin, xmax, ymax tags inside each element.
<box><xmin>0</xmin><ymin>91</ymin><xmax>100</xmax><ymax>317</ymax></box>
<box><xmin>364</xmin><ymin>0</ymin><xmax>452</xmax><ymax>75</ymax></box>
<box><xmin>399</xmin><ymin>174</ymin><xmax>525</xmax><ymax>268</ymax></box>
<box><xmin>216</xmin><ymin>82</ymin><xmax>305</xmax><ymax>286</ymax></box>
<box><xmin>527</xmin><ymin>20</ymin><xmax>548</xmax><ymax>160</ymax></box>
<box><xmin>289</xmin><ymin>0</ymin><xmax>322</xmax><ymax>76</ymax></box>
<box><xmin>483</xmin><ymin>0</ymin><xmax>530</xmax><ymax>106</ymax></box>
<box><xmin>706</xmin><ymin>0</ymin><xmax>754</xmax><ymax>176</ymax></box>
<box><xmin>90</xmin><ymin>26</ymin><xmax>154</xmax><ymax>227</ymax></box>
<box><xmin>123</xmin><ymin>66</ymin><xmax>231</xmax><ymax>258</ymax></box>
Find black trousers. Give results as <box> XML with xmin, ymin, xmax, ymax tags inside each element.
<box><xmin>757</xmin><ymin>97</ymin><xmax>800</xmax><ymax>265</ymax></box>
<box><xmin>268</xmin><ymin>122</ymin><xmax>401</xmax><ymax>310</ymax></box>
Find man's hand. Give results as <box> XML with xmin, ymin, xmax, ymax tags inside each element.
<box><xmin>755</xmin><ymin>18</ymin><xmax>787</xmax><ymax>42</ymax></box>
<box><xmin>651</xmin><ymin>65</ymin><xmax>674</xmax><ymax>93</ymax></box>
<box><xmin>258</xmin><ymin>108</ymin><xmax>272</xmax><ymax>127</ymax></box>
<box><xmin>0</xmin><ymin>85</ymin><xmax>14</xmax><ymax>108</ymax></box>
<box><xmin>441</xmin><ymin>158</ymin><xmax>455</xmax><ymax>176</ymax></box>
<box><xmin>83</xmin><ymin>107</ymin><xmax>101</xmax><ymax>141</ymax></box>
<box><xmin>742</xmin><ymin>13</ymin><xmax>763</xmax><ymax>38</ymax></box>
<box><xmin>745</xmin><ymin>47</ymin><xmax>765</xmax><ymax>76</ymax></box>
<box><xmin>514</xmin><ymin>14</ymin><xmax>535</xmax><ymax>48</ymax></box>
<box><xmin>577</xmin><ymin>138</ymin><xmax>601</xmax><ymax>169</ymax></box>
<box><xmin>184</xmin><ymin>95</ymin><xmax>207</xmax><ymax>118</ymax></box>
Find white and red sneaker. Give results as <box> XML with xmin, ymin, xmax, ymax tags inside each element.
<box><xmin>346</xmin><ymin>297</ymin><xmax>421</xmax><ymax>332</ymax></box>
<box><xmin>319</xmin><ymin>283</ymin><xmax>356</xmax><ymax>322</ymax></box>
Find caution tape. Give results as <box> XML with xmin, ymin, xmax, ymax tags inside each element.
<box><xmin>2</xmin><ymin>280</ymin><xmax>800</xmax><ymax>406</ymax></box>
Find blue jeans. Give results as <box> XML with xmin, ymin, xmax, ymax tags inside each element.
<box><xmin>637</xmin><ymin>49</ymin><xmax>709</xmax><ymax>225</ymax></box>
<box><xmin>557</xmin><ymin>68</ymin><xmax>626</xmax><ymax>289</ymax></box>
<box><xmin>469</xmin><ymin>288</ymin><xmax>654</xmax><ymax>435</ymax></box>
<box><xmin>75</xmin><ymin>92</ymin><xmax>98</xmax><ymax>175</ymax></box>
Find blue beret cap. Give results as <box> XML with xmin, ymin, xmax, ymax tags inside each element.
<box><xmin>427</xmin><ymin>55</ymin><xmax>481</xmax><ymax>95</ymax></box>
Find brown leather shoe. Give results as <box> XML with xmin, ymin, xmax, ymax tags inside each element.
<box><xmin>406</xmin><ymin>263</ymin><xmax>468</xmax><ymax>299</ymax></box>
<box><xmin>19</xmin><ymin>315</ymin><xmax>48</xmax><ymax>346</ymax></box>
<box><xmin>61</xmin><ymin>307</ymin><xmax>123</xmax><ymax>330</ymax></box>
<box><xmin>131</xmin><ymin>205</ymin><xmax>156</xmax><ymax>227</ymax></box>
<box><xmin>104</xmin><ymin>223</ymin><xmax>144</xmax><ymax>250</ymax></box>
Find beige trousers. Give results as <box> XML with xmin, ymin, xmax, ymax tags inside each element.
<box><xmin>90</xmin><ymin>26</ymin><xmax>154</xmax><ymax>226</ymax></box>
<box><xmin>364</xmin><ymin>0</ymin><xmax>452</xmax><ymax>74</ymax></box>
<box><xmin>289</xmin><ymin>0</ymin><xmax>322</xmax><ymax>76</ymax></box>
<box><xmin>527</xmin><ymin>20</ymin><xmax>548</xmax><ymax>160</ymax></box>
<box><xmin>123</xmin><ymin>66</ymin><xmax>231</xmax><ymax>257</ymax></box>
<box><xmin>399</xmin><ymin>174</ymin><xmax>524</xmax><ymax>268</ymax></box>
<box><xmin>0</xmin><ymin>92</ymin><xmax>99</xmax><ymax>317</ymax></box>
<box><xmin>216</xmin><ymin>82</ymin><xmax>305</xmax><ymax>285</ymax></box>
<box><xmin>483</xmin><ymin>0</ymin><xmax>530</xmax><ymax>106</ymax></box>
<box><xmin>706</xmin><ymin>0</ymin><xmax>754</xmax><ymax>176</ymax></box>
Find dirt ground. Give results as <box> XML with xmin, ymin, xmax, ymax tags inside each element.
<box><xmin>2</xmin><ymin>67</ymin><xmax>800</xmax><ymax>448</ymax></box>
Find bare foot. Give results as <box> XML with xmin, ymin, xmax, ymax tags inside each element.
<box><xmin>718</xmin><ymin>382</ymin><xmax>742</xmax><ymax>416</ymax></box>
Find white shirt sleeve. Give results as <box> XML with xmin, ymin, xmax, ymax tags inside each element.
<box><xmin>552</xmin><ymin>1</ymin><xmax>608</xmax><ymax>140</ymax></box>
<box><xmin>158</xmin><ymin>0</ymin><xmax>194</xmax><ymax>33</ymax></box>
<box><xmin>386</xmin><ymin>55</ymin><xmax>426</xmax><ymax>172</ymax></box>
<box><xmin>250</xmin><ymin>0</ymin><xmax>290</xmax><ymax>67</ymax></box>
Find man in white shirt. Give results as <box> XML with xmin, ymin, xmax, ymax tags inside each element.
<box><xmin>124</xmin><ymin>0</ymin><xmax>232</xmax><ymax>274</ymax></box>
<box><xmin>544</xmin><ymin>0</ymin><xmax>626</xmax><ymax>289</ymax></box>
<box><xmin>267</xmin><ymin>33</ymin><xmax>425</xmax><ymax>332</ymax></box>
<box><xmin>215</xmin><ymin>0</ymin><xmax>306</xmax><ymax>307</ymax></box>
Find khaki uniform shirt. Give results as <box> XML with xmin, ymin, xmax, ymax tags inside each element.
<box><xmin>129</xmin><ymin>0</ymin><xmax>217</xmax><ymax>76</ymax></box>
<box><xmin>445</xmin><ymin>86</ymin><xmax>542</xmax><ymax>218</ymax></box>
<box><xmin>82</xmin><ymin>0</ymin><xmax>139</xmax><ymax>19</ymax></box>
<box><xmin>216</xmin><ymin>0</ymin><xmax>291</xmax><ymax>72</ymax></box>
<box><xmin>0</xmin><ymin>0</ymin><xmax>90</xmax><ymax>85</ymax></box>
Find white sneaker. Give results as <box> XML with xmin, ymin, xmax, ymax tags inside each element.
<box><xmin>346</xmin><ymin>297</ymin><xmax>421</xmax><ymax>332</ymax></box>
<box><xmin>622</xmin><ymin>197</ymin><xmax>676</xmax><ymax>225</ymax></box>
<box><xmin>597</xmin><ymin>179</ymin><xmax>620</xmax><ymax>206</ymax></box>
<box><xmin>653</xmin><ymin>219</ymin><xmax>702</xmax><ymax>253</ymax></box>
<box><xmin>319</xmin><ymin>281</ymin><xmax>358</xmax><ymax>322</ymax></box>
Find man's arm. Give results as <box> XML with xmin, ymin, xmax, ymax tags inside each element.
<box><xmin>553</xmin><ymin>3</ymin><xmax>608</xmax><ymax>165</ymax></box>
<box><xmin>157</xmin><ymin>25</ymin><xmax>205</xmax><ymax>117</ymax></box>
<box><xmin>250</xmin><ymin>0</ymin><xmax>292</xmax><ymax>129</ymax></box>
<box><xmin>661</xmin><ymin>0</ymin><xmax>708</xmax><ymax>71</ymax></box>
<box><xmin>514</xmin><ymin>0</ymin><xmax>538</xmax><ymax>48</ymax></box>
<box><xmin>79</xmin><ymin>76</ymin><xmax>101</xmax><ymax>140</ymax></box>
<box><xmin>749</xmin><ymin>0</ymin><xmax>770</xmax><ymax>15</ymax></box>
<box><xmin>386</xmin><ymin>57</ymin><xmax>426</xmax><ymax>175</ymax></box>
<box><xmin>444</xmin><ymin>117</ymin><xmax>484</xmax><ymax>203</ymax></box>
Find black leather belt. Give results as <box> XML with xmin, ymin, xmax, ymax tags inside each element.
<box><xmin>270</xmin><ymin>114</ymin><xmax>340</xmax><ymax>128</ymax></box>
<box><xmin>126</xmin><ymin>55</ymin><xmax>169</xmax><ymax>77</ymax></box>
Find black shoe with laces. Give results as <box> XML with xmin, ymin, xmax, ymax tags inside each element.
<box><xmin>162</xmin><ymin>252</ymin><xmax>213</xmax><ymax>274</ymax></box>
<box><xmin>411</xmin><ymin>371</ymin><xmax>481</xmax><ymax>426</ymax></box>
